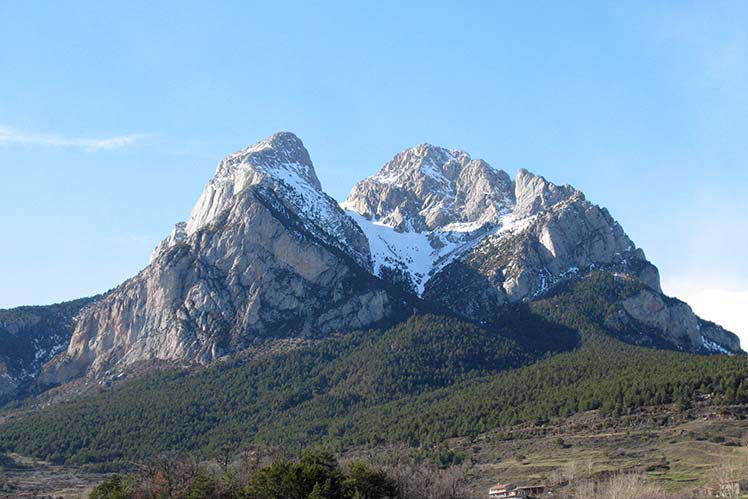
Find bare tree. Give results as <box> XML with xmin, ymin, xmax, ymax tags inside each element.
<box><xmin>571</xmin><ymin>474</ymin><xmax>682</xmax><ymax>499</ymax></box>
<box><xmin>214</xmin><ymin>444</ymin><xmax>234</xmax><ymax>473</ymax></box>
<box><xmin>563</xmin><ymin>459</ymin><xmax>579</xmax><ymax>485</ymax></box>
<box><xmin>130</xmin><ymin>452</ymin><xmax>200</xmax><ymax>498</ymax></box>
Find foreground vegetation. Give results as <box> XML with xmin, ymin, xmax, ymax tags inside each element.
<box><xmin>88</xmin><ymin>450</ymin><xmax>474</xmax><ymax>499</ymax></box>
<box><xmin>2</xmin><ymin>402</ymin><xmax>747</xmax><ymax>497</ymax></box>
<box><xmin>0</xmin><ymin>312</ymin><xmax>572</xmax><ymax>464</ymax></box>
<box><xmin>86</xmin><ymin>439</ymin><xmax>748</xmax><ymax>499</ymax></box>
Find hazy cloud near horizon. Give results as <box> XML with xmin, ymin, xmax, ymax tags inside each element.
<box><xmin>663</xmin><ymin>280</ymin><xmax>748</xmax><ymax>351</ymax></box>
<box><xmin>0</xmin><ymin>126</ymin><xmax>145</xmax><ymax>151</ymax></box>
<box><xmin>686</xmin><ymin>289</ymin><xmax>748</xmax><ymax>351</ymax></box>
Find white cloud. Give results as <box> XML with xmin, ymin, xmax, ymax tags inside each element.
<box><xmin>0</xmin><ymin>126</ymin><xmax>146</xmax><ymax>151</ymax></box>
<box><xmin>685</xmin><ymin>289</ymin><xmax>748</xmax><ymax>350</ymax></box>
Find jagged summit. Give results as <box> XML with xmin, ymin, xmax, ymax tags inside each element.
<box><xmin>342</xmin><ymin>142</ymin><xmax>515</xmax><ymax>233</ymax></box>
<box><xmin>339</xmin><ymin>142</ymin><xmax>519</xmax><ymax>294</ymax></box>
<box><xmin>213</xmin><ymin>131</ymin><xmax>319</xmax><ymax>189</ymax></box>
<box><xmin>514</xmin><ymin>168</ymin><xmax>578</xmax><ymax>216</ymax></box>
<box><xmin>152</xmin><ymin>132</ymin><xmax>370</xmax><ymax>267</ymax></box>
<box><xmin>187</xmin><ymin>131</ymin><xmax>322</xmax><ymax>234</ymax></box>
<box><xmin>338</xmin><ymin>143</ymin><xmax>656</xmax><ymax>300</ymax></box>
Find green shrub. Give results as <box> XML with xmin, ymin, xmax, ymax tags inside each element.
<box><xmin>89</xmin><ymin>474</ymin><xmax>129</xmax><ymax>499</ymax></box>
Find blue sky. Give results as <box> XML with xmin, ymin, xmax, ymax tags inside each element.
<box><xmin>1</xmin><ymin>2</ymin><xmax>746</xmax><ymax>341</ymax></box>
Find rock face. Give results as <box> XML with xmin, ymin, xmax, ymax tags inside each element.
<box><xmin>341</xmin><ymin>144</ymin><xmax>516</xmax><ymax>294</ymax></box>
<box><xmin>342</xmin><ymin>148</ymin><xmax>659</xmax><ymax>303</ymax></box>
<box><xmin>42</xmin><ymin>133</ymin><xmax>396</xmax><ymax>383</ymax></box>
<box><xmin>620</xmin><ymin>289</ymin><xmax>741</xmax><ymax>353</ymax></box>
<box><xmin>41</xmin><ymin>132</ymin><xmax>741</xmax><ymax>384</ymax></box>
<box><xmin>425</xmin><ymin>181</ymin><xmax>661</xmax><ymax>310</ymax></box>
<box><xmin>158</xmin><ymin>132</ymin><xmax>371</xmax><ymax>269</ymax></box>
<box><xmin>513</xmin><ymin>168</ymin><xmax>577</xmax><ymax>216</ymax></box>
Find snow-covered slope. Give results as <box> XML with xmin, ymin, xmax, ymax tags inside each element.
<box><xmin>344</xmin><ymin>210</ymin><xmax>536</xmax><ymax>295</ymax></box>
<box><xmin>345</xmin><ymin>211</ymin><xmax>475</xmax><ymax>294</ymax></box>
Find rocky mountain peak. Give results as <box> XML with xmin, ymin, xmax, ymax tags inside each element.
<box><xmin>152</xmin><ymin>132</ymin><xmax>371</xmax><ymax>268</ymax></box>
<box><xmin>514</xmin><ymin>168</ymin><xmax>578</xmax><ymax>216</ymax></box>
<box><xmin>342</xmin><ymin>143</ymin><xmax>514</xmax><ymax>232</ymax></box>
<box><xmin>43</xmin><ymin>132</ymin><xmax>390</xmax><ymax>383</ymax></box>
<box><xmin>186</xmin><ymin>132</ymin><xmax>321</xmax><ymax>235</ymax></box>
<box><xmin>214</xmin><ymin>131</ymin><xmax>320</xmax><ymax>190</ymax></box>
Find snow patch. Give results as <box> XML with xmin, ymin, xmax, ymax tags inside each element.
<box><xmin>701</xmin><ymin>337</ymin><xmax>731</xmax><ymax>355</ymax></box>
<box><xmin>345</xmin><ymin>210</ymin><xmax>536</xmax><ymax>295</ymax></box>
<box><xmin>441</xmin><ymin>220</ymin><xmax>487</xmax><ymax>233</ymax></box>
<box><xmin>346</xmin><ymin>211</ymin><xmax>449</xmax><ymax>294</ymax></box>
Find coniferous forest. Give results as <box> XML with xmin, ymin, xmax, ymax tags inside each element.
<box><xmin>2</xmin><ymin>273</ymin><xmax>747</xmax><ymax>469</ymax></box>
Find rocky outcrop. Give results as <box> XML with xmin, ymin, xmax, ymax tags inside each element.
<box><xmin>341</xmin><ymin>149</ymin><xmax>739</xmax><ymax>354</ymax></box>
<box><xmin>342</xmin><ymin>153</ymin><xmax>663</xmax><ymax>305</ymax></box>
<box><xmin>42</xmin><ymin>134</ymin><xmax>396</xmax><ymax>383</ymax></box>
<box><xmin>513</xmin><ymin>168</ymin><xmax>577</xmax><ymax>216</ymax></box>
<box><xmin>620</xmin><ymin>289</ymin><xmax>741</xmax><ymax>353</ymax></box>
<box><xmin>346</xmin><ymin>161</ymin><xmax>662</xmax><ymax>311</ymax></box>
<box><xmin>150</xmin><ymin>221</ymin><xmax>186</xmax><ymax>263</ymax></box>
<box><xmin>462</xmin><ymin>187</ymin><xmax>660</xmax><ymax>302</ymax></box>
<box><xmin>423</xmin><ymin>186</ymin><xmax>660</xmax><ymax>315</ymax></box>
<box><xmin>341</xmin><ymin>144</ymin><xmax>516</xmax><ymax>294</ymax></box>
<box><xmin>419</xmin><ymin>170</ymin><xmax>739</xmax><ymax>355</ymax></box>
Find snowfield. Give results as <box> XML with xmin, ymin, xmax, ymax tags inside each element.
<box><xmin>344</xmin><ymin>210</ymin><xmax>533</xmax><ymax>295</ymax></box>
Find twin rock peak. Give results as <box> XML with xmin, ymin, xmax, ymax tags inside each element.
<box><xmin>41</xmin><ymin>131</ymin><xmax>740</xmax><ymax>384</ymax></box>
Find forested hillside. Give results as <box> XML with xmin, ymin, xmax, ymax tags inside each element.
<box><xmin>1</xmin><ymin>274</ymin><xmax>746</xmax><ymax>468</ymax></box>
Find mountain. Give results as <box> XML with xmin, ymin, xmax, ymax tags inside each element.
<box><xmin>41</xmin><ymin>133</ymin><xmax>402</xmax><ymax>385</ymax></box>
<box><xmin>341</xmin><ymin>144</ymin><xmax>515</xmax><ymax>232</ymax></box>
<box><xmin>0</xmin><ymin>131</ymin><xmax>745</xmax><ymax>493</ymax></box>
<box><xmin>342</xmin><ymin>143</ymin><xmax>737</xmax><ymax>353</ymax></box>
<box><xmin>340</xmin><ymin>144</ymin><xmax>515</xmax><ymax>295</ymax></box>
<box><xmin>36</xmin><ymin>132</ymin><xmax>739</xmax><ymax>388</ymax></box>
<box><xmin>342</xmin><ymin>146</ymin><xmax>658</xmax><ymax>301</ymax></box>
